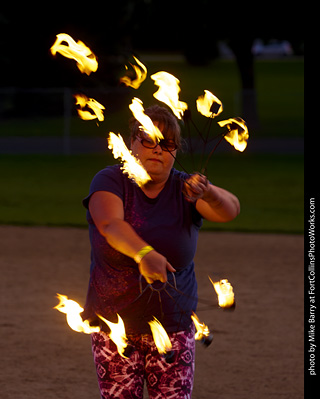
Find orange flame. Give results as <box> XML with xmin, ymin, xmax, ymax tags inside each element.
<box><xmin>74</xmin><ymin>94</ymin><xmax>105</xmax><ymax>121</ymax></box>
<box><xmin>54</xmin><ymin>294</ymin><xmax>100</xmax><ymax>334</ymax></box>
<box><xmin>151</xmin><ymin>71</ymin><xmax>188</xmax><ymax>120</ymax></box>
<box><xmin>129</xmin><ymin>98</ymin><xmax>164</xmax><ymax>142</ymax></box>
<box><xmin>108</xmin><ymin>132</ymin><xmax>151</xmax><ymax>186</ymax></box>
<box><xmin>98</xmin><ymin>314</ymin><xmax>129</xmax><ymax>358</ymax></box>
<box><xmin>217</xmin><ymin>117</ymin><xmax>249</xmax><ymax>152</ymax></box>
<box><xmin>50</xmin><ymin>33</ymin><xmax>98</xmax><ymax>75</ymax></box>
<box><xmin>191</xmin><ymin>312</ymin><xmax>211</xmax><ymax>341</ymax></box>
<box><xmin>209</xmin><ymin>277</ymin><xmax>235</xmax><ymax>308</ymax></box>
<box><xmin>120</xmin><ymin>56</ymin><xmax>147</xmax><ymax>89</ymax></box>
<box><xmin>148</xmin><ymin>317</ymin><xmax>172</xmax><ymax>355</ymax></box>
<box><xmin>196</xmin><ymin>90</ymin><xmax>223</xmax><ymax>118</ymax></box>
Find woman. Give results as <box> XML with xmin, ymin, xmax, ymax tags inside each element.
<box><xmin>82</xmin><ymin>105</ymin><xmax>240</xmax><ymax>399</ymax></box>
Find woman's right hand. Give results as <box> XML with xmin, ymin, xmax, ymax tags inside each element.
<box><xmin>138</xmin><ymin>250</ymin><xmax>176</xmax><ymax>284</ymax></box>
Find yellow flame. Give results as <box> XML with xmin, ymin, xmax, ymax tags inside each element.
<box><xmin>120</xmin><ymin>56</ymin><xmax>147</xmax><ymax>89</ymax></box>
<box><xmin>108</xmin><ymin>132</ymin><xmax>151</xmax><ymax>187</ymax></box>
<box><xmin>74</xmin><ymin>94</ymin><xmax>105</xmax><ymax>121</ymax></box>
<box><xmin>217</xmin><ymin>117</ymin><xmax>249</xmax><ymax>152</ymax></box>
<box><xmin>129</xmin><ymin>98</ymin><xmax>164</xmax><ymax>142</ymax></box>
<box><xmin>151</xmin><ymin>71</ymin><xmax>188</xmax><ymax>120</ymax></box>
<box><xmin>209</xmin><ymin>277</ymin><xmax>235</xmax><ymax>308</ymax></box>
<box><xmin>148</xmin><ymin>317</ymin><xmax>172</xmax><ymax>355</ymax></box>
<box><xmin>196</xmin><ymin>90</ymin><xmax>223</xmax><ymax>118</ymax></box>
<box><xmin>54</xmin><ymin>293</ymin><xmax>100</xmax><ymax>334</ymax></box>
<box><xmin>191</xmin><ymin>312</ymin><xmax>211</xmax><ymax>340</ymax></box>
<box><xmin>50</xmin><ymin>33</ymin><xmax>98</xmax><ymax>75</ymax></box>
<box><xmin>98</xmin><ymin>314</ymin><xmax>129</xmax><ymax>358</ymax></box>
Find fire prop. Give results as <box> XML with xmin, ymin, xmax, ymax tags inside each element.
<box><xmin>51</xmin><ymin>33</ymin><xmax>244</xmax><ymax>355</ymax></box>
<box><xmin>50</xmin><ymin>33</ymin><xmax>98</xmax><ymax>75</ymax></box>
<box><xmin>209</xmin><ymin>277</ymin><xmax>235</xmax><ymax>309</ymax></box>
<box><xmin>74</xmin><ymin>94</ymin><xmax>105</xmax><ymax>122</ymax></box>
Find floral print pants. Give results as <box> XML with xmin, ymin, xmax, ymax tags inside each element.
<box><xmin>91</xmin><ymin>325</ymin><xmax>195</xmax><ymax>399</ymax></box>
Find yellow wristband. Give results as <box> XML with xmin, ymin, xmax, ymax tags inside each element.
<box><xmin>134</xmin><ymin>245</ymin><xmax>154</xmax><ymax>264</ymax></box>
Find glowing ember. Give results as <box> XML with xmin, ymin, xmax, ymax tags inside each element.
<box><xmin>108</xmin><ymin>132</ymin><xmax>151</xmax><ymax>187</ymax></box>
<box><xmin>98</xmin><ymin>314</ymin><xmax>129</xmax><ymax>358</ymax></box>
<box><xmin>209</xmin><ymin>277</ymin><xmax>235</xmax><ymax>308</ymax></box>
<box><xmin>148</xmin><ymin>317</ymin><xmax>172</xmax><ymax>355</ymax></box>
<box><xmin>54</xmin><ymin>293</ymin><xmax>100</xmax><ymax>334</ymax></box>
<box><xmin>196</xmin><ymin>90</ymin><xmax>223</xmax><ymax>118</ymax></box>
<box><xmin>50</xmin><ymin>33</ymin><xmax>98</xmax><ymax>75</ymax></box>
<box><xmin>74</xmin><ymin>94</ymin><xmax>105</xmax><ymax>122</ymax></box>
<box><xmin>151</xmin><ymin>71</ymin><xmax>188</xmax><ymax>120</ymax></box>
<box><xmin>191</xmin><ymin>312</ymin><xmax>211</xmax><ymax>341</ymax></box>
<box><xmin>129</xmin><ymin>98</ymin><xmax>164</xmax><ymax>142</ymax></box>
<box><xmin>120</xmin><ymin>56</ymin><xmax>147</xmax><ymax>89</ymax></box>
<box><xmin>217</xmin><ymin>117</ymin><xmax>249</xmax><ymax>152</ymax></box>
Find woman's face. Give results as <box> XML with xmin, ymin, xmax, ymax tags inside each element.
<box><xmin>130</xmin><ymin>124</ymin><xmax>176</xmax><ymax>183</ymax></box>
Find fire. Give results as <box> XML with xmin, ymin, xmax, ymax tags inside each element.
<box><xmin>108</xmin><ymin>132</ymin><xmax>151</xmax><ymax>187</ymax></box>
<box><xmin>148</xmin><ymin>317</ymin><xmax>172</xmax><ymax>355</ymax></box>
<box><xmin>209</xmin><ymin>277</ymin><xmax>235</xmax><ymax>308</ymax></box>
<box><xmin>217</xmin><ymin>117</ymin><xmax>249</xmax><ymax>152</ymax></box>
<box><xmin>54</xmin><ymin>293</ymin><xmax>100</xmax><ymax>334</ymax></box>
<box><xmin>191</xmin><ymin>312</ymin><xmax>211</xmax><ymax>341</ymax></box>
<box><xmin>120</xmin><ymin>56</ymin><xmax>147</xmax><ymax>89</ymax></box>
<box><xmin>129</xmin><ymin>98</ymin><xmax>164</xmax><ymax>142</ymax></box>
<box><xmin>151</xmin><ymin>71</ymin><xmax>188</xmax><ymax>120</ymax></box>
<box><xmin>74</xmin><ymin>94</ymin><xmax>105</xmax><ymax>122</ymax></box>
<box><xmin>196</xmin><ymin>90</ymin><xmax>223</xmax><ymax>118</ymax></box>
<box><xmin>98</xmin><ymin>314</ymin><xmax>129</xmax><ymax>358</ymax></box>
<box><xmin>50</xmin><ymin>33</ymin><xmax>98</xmax><ymax>75</ymax></box>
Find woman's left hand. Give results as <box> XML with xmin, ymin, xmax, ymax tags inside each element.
<box><xmin>183</xmin><ymin>173</ymin><xmax>209</xmax><ymax>203</ymax></box>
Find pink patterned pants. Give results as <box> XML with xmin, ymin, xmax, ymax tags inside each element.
<box><xmin>91</xmin><ymin>326</ymin><xmax>195</xmax><ymax>399</ymax></box>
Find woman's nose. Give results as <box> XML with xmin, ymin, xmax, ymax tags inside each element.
<box><xmin>152</xmin><ymin>143</ymin><xmax>162</xmax><ymax>153</ymax></box>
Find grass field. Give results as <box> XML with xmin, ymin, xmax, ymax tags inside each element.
<box><xmin>0</xmin><ymin>153</ymin><xmax>304</xmax><ymax>233</ymax></box>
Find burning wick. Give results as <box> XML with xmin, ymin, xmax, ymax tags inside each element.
<box><xmin>196</xmin><ymin>90</ymin><xmax>223</xmax><ymax>118</ymax></box>
<box><xmin>54</xmin><ymin>294</ymin><xmax>100</xmax><ymax>334</ymax></box>
<box><xmin>98</xmin><ymin>314</ymin><xmax>132</xmax><ymax>358</ymax></box>
<box><xmin>50</xmin><ymin>33</ymin><xmax>98</xmax><ymax>75</ymax></box>
<box><xmin>120</xmin><ymin>56</ymin><xmax>147</xmax><ymax>89</ymax></box>
<box><xmin>191</xmin><ymin>312</ymin><xmax>213</xmax><ymax>347</ymax></box>
<box><xmin>209</xmin><ymin>277</ymin><xmax>236</xmax><ymax>309</ymax></box>
<box><xmin>74</xmin><ymin>94</ymin><xmax>105</xmax><ymax>122</ymax></box>
<box><xmin>148</xmin><ymin>317</ymin><xmax>175</xmax><ymax>363</ymax></box>
<box><xmin>218</xmin><ymin>117</ymin><xmax>249</xmax><ymax>152</ymax></box>
<box><xmin>108</xmin><ymin>132</ymin><xmax>151</xmax><ymax>187</ymax></box>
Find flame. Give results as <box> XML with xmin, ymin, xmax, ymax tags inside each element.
<box><xmin>50</xmin><ymin>33</ymin><xmax>98</xmax><ymax>75</ymax></box>
<box><xmin>217</xmin><ymin>117</ymin><xmax>249</xmax><ymax>152</ymax></box>
<box><xmin>129</xmin><ymin>98</ymin><xmax>164</xmax><ymax>142</ymax></box>
<box><xmin>98</xmin><ymin>314</ymin><xmax>129</xmax><ymax>358</ymax></box>
<box><xmin>196</xmin><ymin>90</ymin><xmax>223</xmax><ymax>118</ymax></box>
<box><xmin>209</xmin><ymin>277</ymin><xmax>235</xmax><ymax>308</ymax></box>
<box><xmin>120</xmin><ymin>56</ymin><xmax>147</xmax><ymax>89</ymax></box>
<box><xmin>151</xmin><ymin>71</ymin><xmax>188</xmax><ymax>120</ymax></box>
<box><xmin>74</xmin><ymin>94</ymin><xmax>105</xmax><ymax>121</ymax></box>
<box><xmin>54</xmin><ymin>293</ymin><xmax>100</xmax><ymax>334</ymax></box>
<box><xmin>148</xmin><ymin>317</ymin><xmax>172</xmax><ymax>355</ymax></box>
<box><xmin>108</xmin><ymin>132</ymin><xmax>151</xmax><ymax>187</ymax></box>
<box><xmin>191</xmin><ymin>312</ymin><xmax>211</xmax><ymax>341</ymax></box>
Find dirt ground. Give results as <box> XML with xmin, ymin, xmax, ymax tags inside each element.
<box><xmin>1</xmin><ymin>226</ymin><xmax>304</xmax><ymax>399</ymax></box>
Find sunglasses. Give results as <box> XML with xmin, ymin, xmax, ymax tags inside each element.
<box><xmin>136</xmin><ymin>135</ymin><xmax>178</xmax><ymax>152</ymax></box>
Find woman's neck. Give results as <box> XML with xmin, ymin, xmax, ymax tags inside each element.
<box><xmin>141</xmin><ymin>177</ymin><xmax>168</xmax><ymax>198</ymax></box>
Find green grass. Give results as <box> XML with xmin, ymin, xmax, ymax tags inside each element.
<box><xmin>0</xmin><ymin>59</ymin><xmax>304</xmax><ymax>139</ymax></box>
<box><xmin>0</xmin><ymin>153</ymin><xmax>304</xmax><ymax>233</ymax></box>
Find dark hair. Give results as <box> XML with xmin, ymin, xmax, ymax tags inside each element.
<box><xmin>129</xmin><ymin>105</ymin><xmax>182</xmax><ymax>150</ymax></box>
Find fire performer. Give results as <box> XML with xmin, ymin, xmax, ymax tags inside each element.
<box><xmin>82</xmin><ymin>105</ymin><xmax>240</xmax><ymax>399</ymax></box>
